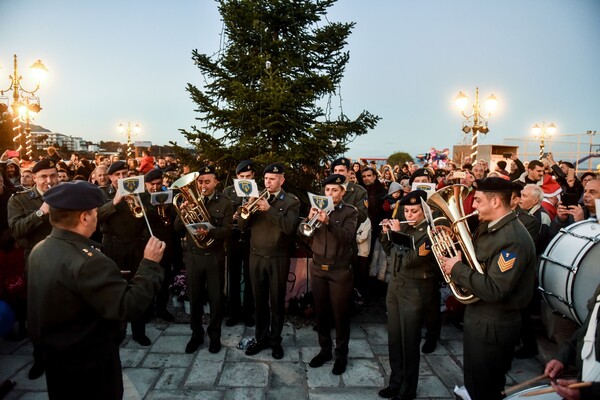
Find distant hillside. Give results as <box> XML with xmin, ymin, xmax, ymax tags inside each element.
<box><xmin>29</xmin><ymin>124</ymin><xmax>51</xmax><ymax>132</ymax></box>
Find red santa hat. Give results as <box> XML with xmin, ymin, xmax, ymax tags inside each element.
<box><xmin>541</xmin><ymin>175</ymin><xmax>562</xmax><ymax>198</ymax></box>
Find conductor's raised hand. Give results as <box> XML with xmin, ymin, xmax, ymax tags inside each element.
<box><xmin>144</xmin><ymin>236</ymin><xmax>166</xmax><ymax>263</ymax></box>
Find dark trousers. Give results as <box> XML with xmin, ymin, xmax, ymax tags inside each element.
<box><xmin>186</xmin><ymin>251</ymin><xmax>225</xmax><ymax>340</ymax></box>
<box><xmin>423</xmin><ymin>281</ymin><xmax>441</xmax><ymax>341</ymax></box>
<box><xmin>44</xmin><ymin>347</ymin><xmax>123</xmax><ymax>400</ymax></box>
<box><xmin>310</xmin><ymin>262</ymin><xmax>353</xmax><ymax>359</ymax></box>
<box><xmin>386</xmin><ymin>277</ymin><xmax>437</xmax><ymax>397</ymax></box>
<box><xmin>463</xmin><ymin>308</ymin><xmax>521</xmax><ymax>400</ymax></box>
<box><xmin>155</xmin><ymin>246</ymin><xmax>174</xmax><ymax>313</ymax></box>
<box><xmin>250</xmin><ymin>254</ymin><xmax>289</xmax><ymax>346</ymax></box>
<box><xmin>227</xmin><ymin>230</ymin><xmax>254</xmax><ymax>319</ymax></box>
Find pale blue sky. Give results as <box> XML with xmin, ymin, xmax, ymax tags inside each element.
<box><xmin>1</xmin><ymin>0</ymin><xmax>599</xmax><ymax>160</ymax></box>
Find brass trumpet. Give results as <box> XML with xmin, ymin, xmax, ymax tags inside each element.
<box><xmin>300</xmin><ymin>209</ymin><xmax>332</xmax><ymax>237</ymax></box>
<box><xmin>125</xmin><ymin>195</ymin><xmax>144</xmax><ymax>218</ymax></box>
<box><xmin>238</xmin><ymin>188</ymin><xmax>269</xmax><ymax>219</ymax></box>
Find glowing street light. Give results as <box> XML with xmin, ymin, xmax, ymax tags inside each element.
<box><xmin>118</xmin><ymin>122</ymin><xmax>141</xmax><ymax>159</ymax></box>
<box><xmin>532</xmin><ymin>122</ymin><xmax>556</xmax><ymax>160</ymax></box>
<box><xmin>0</xmin><ymin>54</ymin><xmax>48</xmax><ymax>157</ymax></box>
<box><xmin>454</xmin><ymin>87</ymin><xmax>498</xmax><ymax>161</ymax></box>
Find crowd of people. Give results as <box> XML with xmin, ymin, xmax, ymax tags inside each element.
<box><xmin>0</xmin><ymin>147</ymin><xmax>599</xmax><ymax>400</ymax></box>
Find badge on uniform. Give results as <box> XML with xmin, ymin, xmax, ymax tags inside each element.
<box><xmin>418</xmin><ymin>242</ymin><xmax>431</xmax><ymax>256</ymax></box>
<box><xmin>498</xmin><ymin>250</ymin><xmax>516</xmax><ymax>272</ymax></box>
<box><xmin>363</xmin><ymin>197</ymin><xmax>369</xmax><ymax>208</ymax></box>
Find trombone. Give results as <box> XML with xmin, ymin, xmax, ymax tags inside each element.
<box><xmin>238</xmin><ymin>188</ymin><xmax>269</xmax><ymax>219</ymax></box>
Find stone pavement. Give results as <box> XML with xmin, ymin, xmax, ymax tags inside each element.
<box><xmin>0</xmin><ymin>310</ymin><xmax>557</xmax><ymax>400</ymax></box>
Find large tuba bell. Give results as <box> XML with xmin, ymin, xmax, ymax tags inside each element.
<box><xmin>426</xmin><ymin>184</ymin><xmax>484</xmax><ymax>304</ymax></box>
<box><xmin>171</xmin><ymin>172</ymin><xmax>215</xmax><ymax>248</ymax></box>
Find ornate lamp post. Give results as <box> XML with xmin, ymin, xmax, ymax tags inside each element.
<box><xmin>532</xmin><ymin>122</ymin><xmax>556</xmax><ymax>160</ymax></box>
<box><xmin>455</xmin><ymin>87</ymin><xmax>498</xmax><ymax>161</ymax></box>
<box><xmin>0</xmin><ymin>54</ymin><xmax>48</xmax><ymax>157</ymax></box>
<box><xmin>118</xmin><ymin>122</ymin><xmax>140</xmax><ymax>159</ymax></box>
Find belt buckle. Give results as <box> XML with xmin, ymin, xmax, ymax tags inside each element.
<box><xmin>321</xmin><ymin>265</ymin><xmax>329</xmax><ymax>271</ymax></box>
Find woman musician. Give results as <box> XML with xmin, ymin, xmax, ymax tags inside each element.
<box><xmin>378</xmin><ymin>190</ymin><xmax>442</xmax><ymax>400</ymax></box>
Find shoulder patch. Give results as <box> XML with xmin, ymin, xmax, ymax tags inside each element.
<box><xmin>363</xmin><ymin>197</ymin><xmax>369</xmax><ymax>208</ymax></box>
<box><xmin>498</xmin><ymin>250</ymin><xmax>516</xmax><ymax>272</ymax></box>
<box><xmin>418</xmin><ymin>242</ymin><xmax>431</xmax><ymax>256</ymax></box>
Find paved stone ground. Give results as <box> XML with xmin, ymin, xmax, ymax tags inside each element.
<box><xmin>0</xmin><ymin>300</ymin><xmax>559</xmax><ymax>400</ymax></box>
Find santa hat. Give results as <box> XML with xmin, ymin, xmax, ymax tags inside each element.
<box><xmin>542</xmin><ymin>175</ymin><xmax>562</xmax><ymax>198</ymax></box>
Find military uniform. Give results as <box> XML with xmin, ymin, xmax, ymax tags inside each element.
<box><xmin>451</xmin><ymin>212</ymin><xmax>536</xmax><ymax>400</ymax></box>
<box><xmin>305</xmin><ymin>201</ymin><xmax>357</xmax><ymax>367</ymax></box>
<box><xmin>381</xmin><ymin>199</ymin><xmax>439</xmax><ymax>399</ymax></box>
<box><xmin>342</xmin><ymin>181</ymin><xmax>368</xmax><ymax>224</ymax></box>
<box><xmin>175</xmin><ymin>191</ymin><xmax>232</xmax><ymax>343</ymax></box>
<box><xmin>28</xmin><ymin>228</ymin><xmax>163</xmax><ymax>400</ymax></box>
<box><xmin>239</xmin><ymin>188</ymin><xmax>300</xmax><ymax>348</ymax></box>
<box><xmin>7</xmin><ymin>187</ymin><xmax>52</xmax><ymax>258</ymax></box>
<box><xmin>222</xmin><ymin>184</ymin><xmax>255</xmax><ymax>324</ymax></box>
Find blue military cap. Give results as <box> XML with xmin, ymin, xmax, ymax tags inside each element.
<box><xmin>43</xmin><ymin>181</ymin><xmax>105</xmax><ymax>210</ymax></box>
<box><xmin>236</xmin><ymin>160</ymin><xmax>254</xmax><ymax>175</ymax></box>
<box><xmin>107</xmin><ymin>161</ymin><xmax>127</xmax><ymax>175</ymax></box>
<box><xmin>399</xmin><ymin>189</ymin><xmax>427</xmax><ymax>206</ymax></box>
<box><xmin>31</xmin><ymin>158</ymin><xmax>57</xmax><ymax>173</ymax></box>
<box><xmin>198</xmin><ymin>165</ymin><xmax>216</xmax><ymax>176</ymax></box>
<box><xmin>330</xmin><ymin>157</ymin><xmax>351</xmax><ymax>172</ymax></box>
<box><xmin>322</xmin><ymin>173</ymin><xmax>346</xmax><ymax>187</ymax></box>
<box><xmin>263</xmin><ymin>163</ymin><xmax>285</xmax><ymax>175</ymax></box>
<box><xmin>473</xmin><ymin>177</ymin><xmax>514</xmax><ymax>193</ymax></box>
<box><xmin>144</xmin><ymin>168</ymin><xmax>163</xmax><ymax>182</ymax></box>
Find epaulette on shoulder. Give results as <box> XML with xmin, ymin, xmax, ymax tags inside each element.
<box><xmin>285</xmin><ymin>192</ymin><xmax>299</xmax><ymax>201</ymax></box>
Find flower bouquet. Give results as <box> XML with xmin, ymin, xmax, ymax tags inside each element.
<box><xmin>169</xmin><ymin>270</ymin><xmax>188</xmax><ymax>302</ymax></box>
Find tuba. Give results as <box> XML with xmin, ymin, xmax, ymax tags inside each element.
<box><xmin>426</xmin><ymin>184</ymin><xmax>484</xmax><ymax>304</ymax></box>
<box><xmin>171</xmin><ymin>172</ymin><xmax>214</xmax><ymax>248</ymax></box>
<box><xmin>237</xmin><ymin>188</ymin><xmax>269</xmax><ymax>219</ymax></box>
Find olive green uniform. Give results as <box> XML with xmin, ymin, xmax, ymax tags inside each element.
<box><xmin>239</xmin><ymin>189</ymin><xmax>300</xmax><ymax>346</ymax></box>
<box><xmin>7</xmin><ymin>187</ymin><xmax>52</xmax><ymax>258</ymax></box>
<box><xmin>174</xmin><ymin>192</ymin><xmax>232</xmax><ymax>341</ymax></box>
<box><xmin>381</xmin><ymin>220</ymin><xmax>439</xmax><ymax>399</ymax></box>
<box><xmin>450</xmin><ymin>212</ymin><xmax>536</xmax><ymax>400</ymax></box>
<box><xmin>303</xmin><ymin>202</ymin><xmax>357</xmax><ymax>361</ymax></box>
<box><xmin>27</xmin><ymin>228</ymin><xmax>163</xmax><ymax>400</ymax></box>
<box><xmin>342</xmin><ymin>181</ymin><xmax>368</xmax><ymax>224</ymax></box>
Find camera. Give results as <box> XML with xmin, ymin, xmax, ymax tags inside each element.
<box><xmin>502</xmin><ymin>152</ymin><xmax>512</xmax><ymax>159</ymax></box>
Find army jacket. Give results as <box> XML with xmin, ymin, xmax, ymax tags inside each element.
<box><xmin>342</xmin><ymin>182</ymin><xmax>368</xmax><ymax>225</ymax></box>
<box><xmin>7</xmin><ymin>186</ymin><xmax>52</xmax><ymax>253</ymax></box>
<box><xmin>450</xmin><ymin>212</ymin><xmax>536</xmax><ymax>313</ymax></box>
<box><xmin>381</xmin><ymin>220</ymin><xmax>438</xmax><ymax>281</ymax></box>
<box><xmin>97</xmin><ymin>184</ymin><xmax>147</xmax><ymax>240</ymax></box>
<box><xmin>27</xmin><ymin>228</ymin><xmax>163</xmax><ymax>353</ymax></box>
<box><xmin>173</xmin><ymin>191</ymin><xmax>232</xmax><ymax>253</ymax></box>
<box><xmin>239</xmin><ymin>189</ymin><xmax>300</xmax><ymax>258</ymax></box>
<box><xmin>304</xmin><ymin>202</ymin><xmax>357</xmax><ymax>267</ymax></box>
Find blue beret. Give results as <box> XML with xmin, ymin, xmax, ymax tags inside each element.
<box><xmin>322</xmin><ymin>173</ymin><xmax>346</xmax><ymax>187</ymax></box>
<box><xmin>263</xmin><ymin>163</ymin><xmax>284</xmax><ymax>175</ymax></box>
<box><xmin>473</xmin><ymin>177</ymin><xmax>514</xmax><ymax>193</ymax></box>
<box><xmin>399</xmin><ymin>189</ymin><xmax>427</xmax><ymax>206</ymax></box>
<box><xmin>198</xmin><ymin>165</ymin><xmax>216</xmax><ymax>176</ymax></box>
<box><xmin>330</xmin><ymin>157</ymin><xmax>351</xmax><ymax>172</ymax></box>
<box><xmin>43</xmin><ymin>181</ymin><xmax>105</xmax><ymax>210</ymax></box>
<box><xmin>32</xmin><ymin>158</ymin><xmax>58</xmax><ymax>173</ymax></box>
<box><xmin>107</xmin><ymin>161</ymin><xmax>127</xmax><ymax>175</ymax></box>
<box><xmin>236</xmin><ymin>160</ymin><xmax>254</xmax><ymax>175</ymax></box>
<box><xmin>144</xmin><ymin>168</ymin><xmax>163</xmax><ymax>182</ymax></box>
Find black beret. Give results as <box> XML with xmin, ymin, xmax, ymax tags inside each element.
<box><xmin>263</xmin><ymin>163</ymin><xmax>284</xmax><ymax>175</ymax></box>
<box><xmin>31</xmin><ymin>158</ymin><xmax>57</xmax><ymax>173</ymax></box>
<box><xmin>144</xmin><ymin>168</ymin><xmax>163</xmax><ymax>183</ymax></box>
<box><xmin>322</xmin><ymin>173</ymin><xmax>346</xmax><ymax>187</ymax></box>
<box><xmin>164</xmin><ymin>164</ymin><xmax>177</xmax><ymax>172</ymax></box>
<box><xmin>409</xmin><ymin>168</ymin><xmax>432</xmax><ymax>185</ymax></box>
<box><xmin>236</xmin><ymin>160</ymin><xmax>254</xmax><ymax>175</ymax></box>
<box><xmin>399</xmin><ymin>189</ymin><xmax>427</xmax><ymax>206</ymax></box>
<box><xmin>330</xmin><ymin>157</ymin><xmax>351</xmax><ymax>171</ymax></box>
<box><xmin>43</xmin><ymin>181</ymin><xmax>104</xmax><ymax>210</ymax></box>
<box><xmin>107</xmin><ymin>161</ymin><xmax>127</xmax><ymax>175</ymax></box>
<box><xmin>473</xmin><ymin>177</ymin><xmax>514</xmax><ymax>193</ymax></box>
<box><xmin>511</xmin><ymin>182</ymin><xmax>523</xmax><ymax>196</ymax></box>
<box><xmin>198</xmin><ymin>165</ymin><xmax>216</xmax><ymax>176</ymax></box>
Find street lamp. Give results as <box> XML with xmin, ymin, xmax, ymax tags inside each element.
<box><xmin>118</xmin><ymin>122</ymin><xmax>140</xmax><ymax>159</ymax></box>
<box><xmin>1</xmin><ymin>54</ymin><xmax>48</xmax><ymax>157</ymax></box>
<box><xmin>454</xmin><ymin>87</ymin><xmax>498</xmax><ymax>161</ymax></box>
<box><xmin>532</xmin><ymin>122</ymin><xmax>556</xmax><ymax>160</ymax></box>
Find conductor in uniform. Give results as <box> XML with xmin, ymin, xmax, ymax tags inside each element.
<box><xmin>240</xmin><ymin>163</ymin><xmax>300</xmax><ymax>360</ymax></box>
<box><xmin>27</xmin><ymin>181</ymin><xmax>165</xmax><ymax>400</ymax></box>
<box><xmin>441</xmin><ymin>177</ymin><xmax>536</xmax><ymax>400</ymax></box>
<box><xmin>303</xmin><ymin>174</ymin><xmax>358</xmax><ymax>375</ymax></box>
<box><xmin>378</xmin><ymin>190</ymin><xmax>439</xmax><ymax>400</ymax></box>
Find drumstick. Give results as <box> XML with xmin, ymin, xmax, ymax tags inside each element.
<box><xmin>502</xmin><ymin>373</ymin><xmax>548</xmax><ymax>396</ymax></box>
<box><xmin>520</xmin><ymin>381</ymin><xmax>592</xmax><ymax>397</ymax></box>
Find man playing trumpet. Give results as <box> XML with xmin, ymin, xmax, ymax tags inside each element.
<box><xmin>302</xmin><ymin>174</ymin><xmax>358</xmax><ymax>375</ymax></box>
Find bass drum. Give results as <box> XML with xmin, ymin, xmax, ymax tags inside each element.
<box><xmin>539</xmin><ymin>220</ymin><xmax>600</xmax><ymax>325</ymax></box>
<box><xmin>504</xmin><ymin>385</ymin><xmax>561</xmax><ymax>399</ymax></box>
